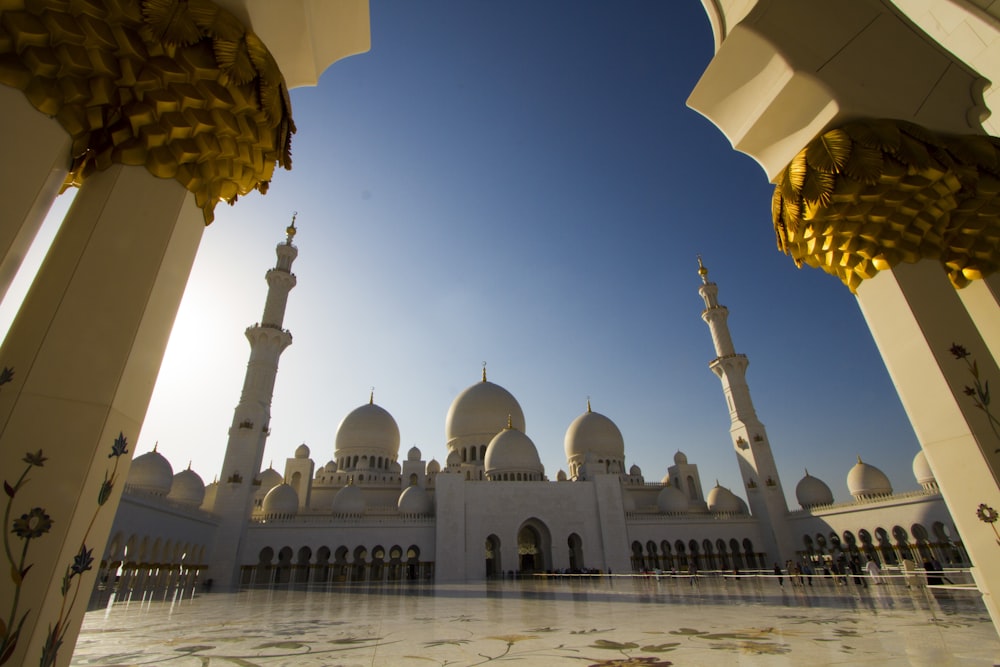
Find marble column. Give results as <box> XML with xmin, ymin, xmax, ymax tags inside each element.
<box><xmin>856</xmin><ymin>260</ymin><xmax>1000</xmax><ymax>626</ymax></box>
<box><xmin>0</xmin><ymin>164</ymin><xmax>203</xmax><ymax>666</ymax></box>
<box><xmin>0</xmin><ymin>86</ymin><xmax>70</xmax><ymax>303</ymax></box>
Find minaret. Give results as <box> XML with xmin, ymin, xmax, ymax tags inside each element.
<box><xmin>208</xmin><ymin>218</ymin><xmax>298</xmax><ymax>588</ymax></box>
<box><xmin>698</xmin><ymin>257</ymin><xmax>793</xmax><ymax>564</ymax></box>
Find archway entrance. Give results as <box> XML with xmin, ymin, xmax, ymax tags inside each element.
<box><xmin>516</xmin><ymin>519</ymin><xmax>551</xmax><ymax>574</ymax></box>
<box><xmin>485</xmin><ymin>535</ymin><xmax>501</xmax><ymax>578</ymax></box>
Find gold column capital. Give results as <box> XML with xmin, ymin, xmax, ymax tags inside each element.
<box><xmin>772</xmin><ymin>119</ymin><xmax>1000</xmax><ymax>291</ymax></box>
<box><xmin>0</xmin><ymin>0</ymin><xmax>296</xmax><ymax>223</ymax></box>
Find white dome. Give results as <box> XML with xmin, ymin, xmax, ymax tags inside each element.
<box><xmin>446</xmin><ymin>376</ymin><xmax>525</xmax><ymax>447</ymax></box>
<box><xmin>484</xmin><ymin>425</ymin><xmax>543</xmax><ymax>480</ymax></box>
<box><xmin>847</xmin><ymin>457</ymin><xmax>893</xmax><ymax>499</ymax></box>
<box><xmin>201</xmin><ymin>480</ymin><xmax>218</xmax><ymax>512</ymax></box>
<box><xmin>332</xmin><ymin>482</ymin><xmax>366</xmax><ymax>515</ymax></box>
<box><xmin>795</xmin><ymin>470</ymin><xmax>834</xmax><ymax>509</ymax></box>
<box><xmin>407</xmin><ymin>446</ymin><xmax>422</xmax><ymax>461</ymax></box>
<box><xmin>564</xmin><ymin>409</ymin><xmax>625</xmax><ymax>461</ymax></box>
<box><xmin>294</xmin><ymin>443</ymin><xmax>310</xmax><ymax>459</ymax></box>
<box><xmin>167</xmin><ymin>467</ymin><xmax>205</xmax><ymax>506</ymax></box>
<box><xmin>335</xmin><ymin>401</ymin><xmax>400</xmax><ymax>460</ymax></box>
<box><xmin>707</xmin><ymin>483</ymin><xmax>743</xmax><ymax>514</ymax></box>
<box><xmin>629</xmin><ymin>464</ymin><xmax>642</xmax><ymax>477</ymax></box>
<box><xmin>657</xmin><ymin>484</ymin><xmax>688</xmax><ymax>514</ymax></box>
<box><xmin>446</xmin><ymin>450</ymin><xmax>462</xmax><ymax>467</ymax></box>
<box><xmin>262</xmin><ymin>483</ymin><xmax>298</xmax><ymax>516</ymax></box>
<box><xmin>426</xmin><ymin>458</ymin><xmax>441</xmax><ymax>473</ymax></box>
<box><xmin>128</xmin><ymin>449</ymin><xmax>174</xmax><ymax>495</ymax></box>
<box><xmin>256</xmin><ymin>467</ymin><xmax>282</xmax><ymax>495</ymax></box>
<box><xmin>673</xmin><ymin>451</ymin><xmax>688</xmax><ymax>465</ymax></box>
<box><xmin>912</xmin><ymin>450</ymin><xmax>935</xmax><ymax>486</ymax></box>
<box><xmin>397</xmin><ymin>485</ymin><xmax>433</xmax><ymax>514</ymax></box>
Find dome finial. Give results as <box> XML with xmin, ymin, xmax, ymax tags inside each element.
<box><xmin>482</xmin><ymin>361</ymin><xmax>487</xmax><ymax>382</ymax></box>
<box><xmin>587</xmin><ymin>396</ymin><xmax>592</xmax><ymax>413</ymax></box>
<box><xmin>857</xmin><ymin>455</ymin><xmax>863</xmax><ymax>464</ymax></box>
<box><xmin>369</xmin><ymin>386</ymin><xmax>374</xmax><ymax>405</ymax></box>
<box><xmin>286</xmin><ymin>212</ymin><xmax>297</xmax><ymax>242</ymax></box>
<box><xmin>507</xmin><ymin>413</ymin><xmax>513</xmax><ymax>429</ymax></box>
<box><xmin>804</xmin><ymin>468</ymin><xmax>810</xmax><ymax>476</ymax></box>
<box><xmin>697</xmin><ymin>255</ymin><xmax>709</xmax><ymax>284</ymax></box>
<box><xmin>269</xmin><ymin>459</ymin><xmax>273</xmax><ymax>469</ymax></box>
<box><xmin>188</xmin><ymin>460</ymin><xmax>192</xmax><ymax>470</ymax></box>
<box><xmin>153</xmin><ymin>441</ymin><xmax>158</xmax><ymax>453</ymax></box>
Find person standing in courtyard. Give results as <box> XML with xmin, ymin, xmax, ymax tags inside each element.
<box><xmin>774</xmin><ymin>562</ymin><xmax>783</xmax><ymax>586</ymax></box>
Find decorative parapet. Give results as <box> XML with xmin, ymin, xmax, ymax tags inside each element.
<box><xmin>772</xmin><ymin>119</ymin><xmax>1000</xmax><ymax>291</ymax></box>
<box><xmin>0</xmin><ymin>0</ymin><xmax>295</xmax><ymax>223</ymax></box>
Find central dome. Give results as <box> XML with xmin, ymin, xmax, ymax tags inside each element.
<box><xmin>446</xmin><ymin>374</ymin><xmax>525</xmax><ymax>449</ymax></box>
<box><xmin>335</xmin><ymin>401</ymin><xmax>400</xmax><ymax>459</ymax></box>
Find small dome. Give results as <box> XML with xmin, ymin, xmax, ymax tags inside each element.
<box><xmin>660</xmin><ymin>472</ymin><xmax>673</xmax><ymax>485</ymax></box>
<box><xmin>629</xmin><ymin>464</ymin><xmax>642</xmax><ymax>477</ymax></box>
<box><xmin>262</xmin><ymin>483</ymin><xmax>298</xmax><ymax>516</ymax></box>
<box><xmin>167</xmin><ymin>467</ymin><xmax>205</xmax><ymax>506</ymax></box>
<box><xmin>795</xmin><ymin>470</ymin><xmax>834</xmax><ymax>509</ymax></box>
<box><xmin>847</xmin><ymin>457</ymin><xmax>893</xmax><ymax>499</ymax></box>
<box><xmin>446</xmin><ymin>450</ymin><xmax>462</xmax><ymax>466</ymax></box>
<box><xmin>332</xmin><ymin>482</ymin><xmax>366</xmax><ymax>515</ymax></box>
<box><xmin>657</xmin><ymin>484</ymin><xmax>688</xmax><ymax>514</ymax></box>
<box><xmin>256</xmin><ymin>467</ymin><xmax>283</xmax><ymax>495</ymax></box>
<box><xmin>556</xmin><ymin>469</ymin><xmax>568</xmax><ymax>481</ymax></box>
<box><xmin>335</xmin><ymin>401</ymin><xmax>401</xmax><ymax>459</ymax></box>
<box><xmin>706</xmin><ymin>483</ymin><xmax>743</xmax><ymax>514</ymax></box>
<box><xmin>128</xmin><ymin>449</ymin><xmax>174</xmax><ymax>495</ymax></box>
<box><xmin>484</xmin><ymin>425</ymin><xmax>543</xmax><ymax>480</ymax></box>
<box><xmin>912</xmin><ymin>450</ymin><xmax>935</xmax><ymax>487</ymax></box>
<box><xmin>564</xmin><ymin>409</ymin><xmax>625</xmax><ymax>461</ymax></box>
<box><xmin>427</xmin><ymin>458</ymin><xmax>441</xmax><ymax>473</ymax></box>
<box><xmin>446</xmin><ymin>376</ymin><xmax>525</xmax><ymax>447</ymax></box>
<box><xmin>295</xmin><ymin>443</ymin><xmax>310</xmax><ymax>459</ymax></box>
<box><xmin>397</xmin><ymin>485</ymin><xmax>433</xmax><ymax>514</ymax></box>
<box><xmin>673</xmin><ymin>451</ymin><xmax>688</xmax><ymax>465</ymax></box>
<box><xmin>407</xmin><ymin>446</ymin><xmax>422</xmax><ymax>461</ymax></box>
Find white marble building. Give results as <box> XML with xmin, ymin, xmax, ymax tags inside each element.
<box><xmin>97</xmin><ymin>225</ymin><xmax>964</xmax><ymax>597</ymax></box>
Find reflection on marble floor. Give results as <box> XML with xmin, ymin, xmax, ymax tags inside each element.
<box><xmin>72</xmin><ymin>576</ymin><xmax>1000</xmax><ymax>666</ymax></box>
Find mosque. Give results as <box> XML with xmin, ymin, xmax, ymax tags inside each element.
<box><xmin>100</xmin><ymin>222</ymin><xmax>964</xmax><ymax>595</ymax></box>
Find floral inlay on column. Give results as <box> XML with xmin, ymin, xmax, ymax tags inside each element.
<box><xmin>1</xmin><ymin>425</ymin><xmax>130</xmax><ymax>666</ymax></box>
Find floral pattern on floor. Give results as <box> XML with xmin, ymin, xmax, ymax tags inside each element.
<box><xmin>71</xmin><ymin>578</ymin><xmax>1000</xmax><ymax>666</ymax></box>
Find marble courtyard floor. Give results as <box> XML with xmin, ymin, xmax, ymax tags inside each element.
<box><xmin>72</xmin><ymin>576</ymin><xmax>1000</xmax><ymax>666</ymax></box>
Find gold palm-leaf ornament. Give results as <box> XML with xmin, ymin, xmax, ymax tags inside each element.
<box><xmin>0</xmin><ymin>0</ymin><xmax>295</xmax><ymax>223</ymax></box>
<box><xmin>772</xmin><ymin>119</ymin><xmax>1000</xmax><ymax>291</ymax></box>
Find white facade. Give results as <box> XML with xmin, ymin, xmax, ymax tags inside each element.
<box><xmin>96</xmin><ymin>235</ymin><xmax>966</xmax><ymax>594</ymax></box>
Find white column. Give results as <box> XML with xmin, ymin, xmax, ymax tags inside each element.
<box><xmin>856</xmin><ymin>260</ymin><xmax>1000</xmax><ymax>632</ymax></box>
<box><xmin>0</xmin><ymin>164</ymin><xmax>203</xmax><ymax>666</ymax></box>
<box><xmin>0</xmin><ymin>86</ymin><xmax>71</xmax><ymax>304</ymax></box>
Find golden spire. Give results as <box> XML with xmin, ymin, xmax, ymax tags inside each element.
<box><xmin>587</xmin><ymin>396</ymin><xmax>592</xmax><ymax>413</ymax></box>
<box><xmin>857</xmin><ymin>455</ymin><xmax>863</xmax><ymax>464</ymax></box>
<box><xmin>482</xmin><ymin>361</ymin><xmax>487</xmax><ymax>382</ymax></box>
<box><xmin>286</xmin><ymin>212</ymin><xmax>297</xmax><ymax>242</ymax></box>
<box><xmin>153</xmin><ymin>441</ymin><xmax>158</xmax><ymax>452</ymax></box>
<box><xmin>188</xmin><ymin>460</ymin><xmax>192</xmax><ymax>470</ymax></box>
<box><xmin>369</xmin><ymin>386</ymin><xmax>374</xmax><ymax>404</ymax></box>
<box><xmin>697</xmin><ymin>255</ymin><xmax>709</xmax><ymax>284</ymax></box>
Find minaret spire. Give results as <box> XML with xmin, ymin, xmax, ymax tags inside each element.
<box><xmin>208</xmin><ymin>218</ymin><xmax>300</xmax><ymax>589</ymax></box>
<box><xmin>698</xmin><ymin>258</ymin><xmax>792</xmax><ymax>562</ymax></box>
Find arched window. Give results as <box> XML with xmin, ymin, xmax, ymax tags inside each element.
<box><xmin>686</xmin><ymin>475</ymin><xmax>697</xmax><ymax>500</ymax></box>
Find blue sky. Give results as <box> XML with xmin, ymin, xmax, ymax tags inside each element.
<box><xmin>2</xmin><ymin>1</ymin><xmax>922</xmax><ymax>507</ymax></box>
